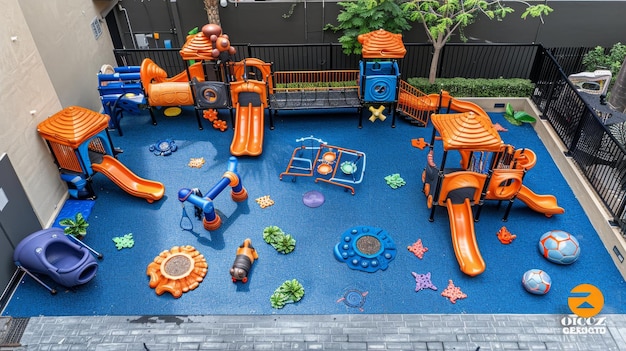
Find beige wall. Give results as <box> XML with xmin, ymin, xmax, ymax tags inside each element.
<box><xmin>0</xmin><ymin>0</ymin><xmax>117</xmax><ymax>227</ymax></box>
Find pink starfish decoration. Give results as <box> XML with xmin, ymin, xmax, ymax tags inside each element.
<box><xmin>441</xmin><ymin>280</ymin><xmax>467</xmax><ymax>304</ymax></box>
<box><xmin>407</xmin><ymin>239</ymin><xmax>428</xmax><ymax>259</ymax></box>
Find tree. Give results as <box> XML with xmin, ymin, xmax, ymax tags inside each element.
<box><xmin>204</xmin><ymin>0</ymin><xmax>221</xmax><ymax>26</ymax></box>
<box><xmin>325</xmin><ymin>0</ymin><xmax>412</xmax><ymax>55</ymax></box>
<box><xmin>401</xmin><ymin>0</ymin><xmax>552</xmax><ymax>83</ymax></box>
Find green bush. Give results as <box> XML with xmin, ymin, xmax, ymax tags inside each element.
<box><xmin>405</xmin><ymin>77</ymin><xmax>535</xmax><ymax>97</ymax></box>
<box><xmin>582</xmin><ymin>43</ymin><xmax>626</xmax><ymax>87</ymax></box>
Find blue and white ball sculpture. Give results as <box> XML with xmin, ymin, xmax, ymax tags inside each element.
<box><xmin>522</xmin><ymin>269</ymin><xmax>552</xmax><ymax>295</ymax></box>
<box><xmin>538</xmin><ymin>230</ymin><xmax>580</xmax><ymax>265</ymax></box>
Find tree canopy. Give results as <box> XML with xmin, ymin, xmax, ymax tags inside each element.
<box><xmin>329</xmin><ymin>0</ymin><xmax>553</xmax><ymax>83</ymax></box>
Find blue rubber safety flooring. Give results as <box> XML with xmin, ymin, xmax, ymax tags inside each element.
<box><xmin>3</xmin><ymin>106</ymin><xmax>625</xmax><ymax>317</ymax></box>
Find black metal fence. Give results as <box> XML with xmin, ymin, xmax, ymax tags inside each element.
<box><xmin>531</xmin><ymin>47</ymin><xmax>626</xmax><ymax>235</ymax></box>
<box><xmin>112</xmin><ymin>43</ymin><xmax>626</xmax><ymax>236</ymax></box>
<box><xmin>113</xmin><ymin>43</ymin><xmax>592</xmax><ymax>78</ymax></box>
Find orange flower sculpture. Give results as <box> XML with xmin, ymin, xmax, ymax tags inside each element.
<box><xmin>146</xmin><ymin>245</ymin><xmax>208</xmax><ymax>298</ymax></box>
<box><xmin>496</xmin><ymin>226</ymin><xmax>517</xmax><ymax>245</ymax></box>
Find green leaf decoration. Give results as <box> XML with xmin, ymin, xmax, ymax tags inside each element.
<box><xmin>514</xmin><ymin>111</ymin><xmax>537</xmax><ymax>123</ymax></box>
<box><xmin>384</xmin><ymin>173</ymin><xmax>406</xmax><ymax>189</ymax></box>
<box><xmin>503</xmin><ymin>103</ymin><xmax>535</xmax><ymax>126</ymax></box>
<box><xmin>279</xmin><ymin>279</ymin><xmax>305</xmax><ymax>302</ymax></box>
<box><xmin>263</xmin><ymin>226</ymin><xmax>297</xmax><ymax>254</ymax></box>
<box><xmin>275</xmin><ymin>234</ymin><xmax>296</xmax><ymax>254</ymax></box>
<box><xmin>271</xmin><ymin>279</ymin><xmax>305</xmax><ymax>308</ymax></box>
<box><xmin>270</xmin><ymin>292</ymin><xmax>288</xmax><ymax>309</ymax></box>
<box><xmin>112</xmin><ymin>233</ymin><xmax>134</xmax><ymax>250</ymax></box>
<box><xmin>59</xmin><ymin>212</ymin><xmax>89</xmax><ymax>238</ymax></box>
<box><xmin>263</xmin><ymin>225</ymin><xmax>284</xmax><ymax>244</ymax></box>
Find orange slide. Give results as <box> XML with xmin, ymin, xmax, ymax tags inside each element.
<box><xmin>446</xmin><ymin>199</ymin><xmax>486</xmax><ymax>277</ymax></box>
<box><xmin>229</xmin><ymin>80</ymin><xmax>268</xmax><ymax>157</ymax></box>
<box><xmin>516</xmin><ymin>185</ymin><xmax>565</xmax><ymax>217</ymax></box>
<box><xmin>230</xmin><ymin>104</ymin><xmax>264</xmax><ymax>156</ymax></box>
<box><xmin>91</xmin><ymin>155</ymin><xmax>165</xmax><ymax>203</ymax></box>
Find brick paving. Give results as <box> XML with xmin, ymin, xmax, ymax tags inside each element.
<box><xmin>1</xmin><ymin>314</ymin><xmax>625</xmax><ymax>350</ymax></box>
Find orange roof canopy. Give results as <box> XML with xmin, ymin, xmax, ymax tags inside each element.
<box><xmin>358</xmin><ymin>29</ymin><xmax>406</xmax><ymax>59</ymax></box>
<box><xmin>431</xmin><ymin>112</ymin><xmax>503</xmax><ymax>152</ymax></box>
<box><xmin>37</xmin><ymin>106</ymin><xmax>110</xmax><ymax>149</ymax></box>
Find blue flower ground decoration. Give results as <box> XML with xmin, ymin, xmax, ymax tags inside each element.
<box><xmin>333</xmin><ymin>226</ymin><xmax>396</xmax><ymax>272</ymax></box>
<box><xmin>149</xmin><ymin>139</ymin><xmax>177</xmax><ymax>156</ymax></box>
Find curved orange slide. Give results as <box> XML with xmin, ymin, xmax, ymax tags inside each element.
<box><xmin>230</xmin><ymin>104</ymin><xmax>264</xmax><ymax>156</ymax></box>
<box><xmin>516</xmin><ymin>185</ymin><xmax>565</xmax><ymax>216</ymax></box>
<box><xmin>91</xmin><ymin>155</ymin><xmax>165</xmax><ymax>203</ymax></box>
<box><xmin>446</xmin><ymin>199</ymin><xmax>486</xmax><ymax>276</ymax></box>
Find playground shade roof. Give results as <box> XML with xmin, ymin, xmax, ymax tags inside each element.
<box><xmin>180</xmin><ymin>33</ymin><xmax>218</xmax><ymax>61</ymax></box>
<box><xmin>358</xmin><ymin>29</ymin><xmax>406</xmax><ymax>59</ymax></box>
<box><xmin>431</xmin><ymin>112</ymin><xmax>503</xmax><ymax>152</ymax></box>
<box><xmin>37</xmin><ymin>106</ymin><xmax>110</xmax><ymax>148</ymax></box>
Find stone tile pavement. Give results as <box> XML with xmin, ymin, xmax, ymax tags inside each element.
<box><xmin>1</xmin><ymin>314</ymin><xmax>625</xmax><ymax>350</ymax></box>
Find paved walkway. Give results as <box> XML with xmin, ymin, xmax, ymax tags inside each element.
<box><xmin>1</xmin><ymin>314</ymin><xmax>625</xmax><ymax>350</ymax></box>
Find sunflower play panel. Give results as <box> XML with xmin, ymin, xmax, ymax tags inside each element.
<box><xmin>279</xmin><ymin>136</ymin><xmax>366</xmax><ymax>195</ymax></box>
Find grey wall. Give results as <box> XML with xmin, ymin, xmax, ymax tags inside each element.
<box><xmin>112</xmin><ymin>0</ymin><xmax>626</xmax><ymax>49</ymax></box>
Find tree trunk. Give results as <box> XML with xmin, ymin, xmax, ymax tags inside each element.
<box><xmin>428</xmin><ymin>33</ymin><xmax>445</xmax><ymax>84</ymax></box>
<box><xmin>609</xmin><ymin>56</ymin><xmax>626</xmax><ymax>113</ymax></box>
<box><xmin>428</xmin><ymin>43</ymin><xmax>443</xmax><ymax>84</ymax></box>
<box><xmin>204</xmin><ymin>0</ymin><xmax>221</xmax><ymax>26</ymax></box>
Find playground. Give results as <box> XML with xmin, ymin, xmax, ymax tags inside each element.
<box><xmin>3</xmin><ymin>25</ymin><xmax>625</xmax><ymax>317</ymax></box>
<box><xmin>3</xmin><ymin>102</ymin><xmax>626</xmax><ymax>316</ymax></box>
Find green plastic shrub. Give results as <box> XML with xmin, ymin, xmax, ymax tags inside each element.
<box><xmin>59</xmin><ymin>213</ymin><xmax>89</xmax><ymax>238</ymax></box>
<box><xmin>263</xmin><ymin>225</ymin><xmax>296</xmax><ymax>254</ymax></box>
<box><xmin>270</xmin><ymin>279</ymin><xmax>305</xmax><ymax>309</ymax></box>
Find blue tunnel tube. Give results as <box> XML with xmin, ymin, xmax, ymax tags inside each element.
<box><xmin>178</xmin><ymin>156</ymin><xmax>248</xmax><ymax>231</ymax></box>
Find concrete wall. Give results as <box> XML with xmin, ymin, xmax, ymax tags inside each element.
<box><xmin>112</xmin><ymin>0</ymin><xmax>626</xmax><ymax>49</ymax></box>
<box><xmin>0</xmin><ymin>0</ymin><xmax>118</xmax><ymax>229</ymax></box>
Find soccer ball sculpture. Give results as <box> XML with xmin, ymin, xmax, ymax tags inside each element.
<box><xmin>538</xmin><ymin>230</ymin><xmax>580</xmax><ymax>265</ymax></box>
<box><xmin>522</xmin><ymin>269</ymin><xmax>552</xmax><ymax>295</ymax></box>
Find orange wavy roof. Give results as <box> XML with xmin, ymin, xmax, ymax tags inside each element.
<box><xmin>180</xmin><ymin>33</ymin><xmax>216</xmax><ymax>61</ymax></box>
<box><xmin>358</xmin><ymin>29</ymin><xmax>406</xmax><ymax>59</ymax></box>
<box><xmin>37</xmin><ymin>106</ymin><xmax>110</xmax><ymax>148</ymax></box>
<box><xmin>431</xmin><ymin>112</ymin><xmax>503</xmax><ymax>152</ymax></box>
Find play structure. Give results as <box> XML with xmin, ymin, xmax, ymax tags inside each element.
<box><xmin>279</xmin><ymin>136</ymin><xmax>366</xmax><ymax>195</ymax></box>
<box><xmin>178</xmin><ymin>156</ymin><xmax>248</xmax><ymax>231</ymax></box>
<box><xmin>37</xmin><ymin>106</ymin><xmax>165</xmax><ymax>202</ymax></box>
<box><xmin>97</xmin><ymin>64</ymin><xmax>153</xmax><ymax>136</ymax></box>
<box><xmin>104</xmin><ymin>25</ymin><xmax>437</xmax><ymax>157</ymax></box>
<box><xmin>415</xmin><ymin>108</ymin><xmax>564</xmax><ymax>276</ymax></box>
<box><xmin>13</xmin><ymin>228</ymin><xmax>101</xmax><ymax>293</ymax></box>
